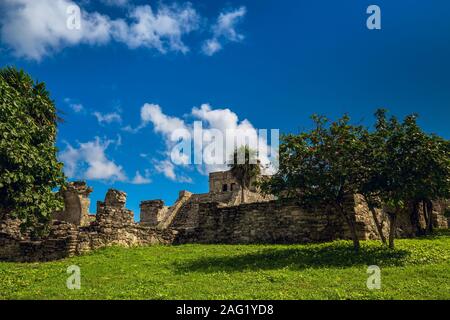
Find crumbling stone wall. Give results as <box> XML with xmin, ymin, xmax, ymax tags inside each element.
<box><xmin>0</xmin><ymin>217</ymin><xmax>79</xmax><ymax>262</ymax></box>
<box><xmin>1</xmin><ymin>178</ymin><xmax>448</xmax><ymax>262</ymax></box>
<box><xmin>0</xmin><ymin>188</ymin><xmax>176</xmax><ymax>262</ymax></box>
<box><xmin>0</xmin><ymin>216</ymin><xmax>24</xmax><ymax>261</ymax></box>
<box><xmin>138</xmin><ymin>170</ymin><xmax>275</xmax><ymax>230</ymax></box>
<box><xmin>431</xmin><ymin>199</ymin><xmax>449</xmax><ymax>229</ymax></box>
<box><xmin>140</xmin><ymin>200</ymin><xmax>167</xmax><ymax>226</ymax></box>
<box><xmin>97</xmin><ymin>189</ymin><xmax>134</xmax><ymax>225</ymax></box>
<box><xmin>53</xmin><ymin>181</ymin><xmax>92</xmax><ymax>226</ymax></box>
<box><xmin>168</xmin><ymin>191</ymin><xmax>236</xmax><ymax>229</ymax></box>
<box><xmin>352</xmin><ymin>194</ymin><xmax>390</xmax><ymax>240</ymax></box>
<box><xmin>157</xmin><ymin>191</ymin><xmax>194</xmax><ymax>229</ymax></box>
<box><xmin>139</xmin><ymin>191</ymin><xmax>228</xmax><ymax>230</ymax></box>
<box><xmin>177</xmin><ymin>199</ymin><xmax>349</xmax><ymax>244</ymax></box>
<box><xmin>140</xmin><ymin>187</ymin><xmax>274</xmax><ymax>231</ymax></box>
<box><xmin>175</xmin><ymin>194</ymin><xmax>447</xmax><ymax>245</ymax></box>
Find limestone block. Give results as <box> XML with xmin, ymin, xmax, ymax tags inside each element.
<box><xmin>104</xmin><ymin>189</ymin><xmax>127</xmax><ymax>208</ymax></box>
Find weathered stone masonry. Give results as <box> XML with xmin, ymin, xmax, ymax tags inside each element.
<box><xmin>176</xmin><ymin>195</ymin><xmax>380</xmax><ymax>244</ymax></box>
<box><xmin>176</xmin><ymin>193</ymin><xmax>448</xmax><ymax>245</ymax></box>
<box><xmin>0</xmin><ymin>171</ymin><xmax>448</xmax><ymax>262</ymax></box>
<box><xmin>53</xmin><ymin>181</ymin><xmax>92</xmax><ymax>226</ymax></box>
<box><xmin>139</xmin><ymin>171</ymin><xmax>274</xmax><ymax>231</ymax></box>
<box><xmin>0</xmin><ymin>187</ymin><xmax>176</xmax><ymax>262</ymax></box>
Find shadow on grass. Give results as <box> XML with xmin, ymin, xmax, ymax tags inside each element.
<box><xmin>413</xmin><ymin>228</ymin><xmax>450</xmax><ymax>240</ymax></box>
<box><xmin>174</xmin><ymin>243</ymin><xmax>410</xmax><ymax>273</ymax></box>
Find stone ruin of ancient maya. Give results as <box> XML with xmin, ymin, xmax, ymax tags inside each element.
<box><xmin>1</xmin><ymin>170</ymin><xmax>449</xmax><ymax>262</ymax></box>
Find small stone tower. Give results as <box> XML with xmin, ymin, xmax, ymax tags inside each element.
<box><xmin>96</xmin><ymin>189</ymin><xmax>134</xmax><ymax>225</ymax></box>
<box><xmin>53</xmin><ymin>181</ymin><xmax>92</xmax><ymax>226</ymax></box>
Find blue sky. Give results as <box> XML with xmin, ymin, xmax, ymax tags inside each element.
<box><xmin>1</xmin><ymin>0</ymin><xmax>450</xmax><ymax>219</ymax></box>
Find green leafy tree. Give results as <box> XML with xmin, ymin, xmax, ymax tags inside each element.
<box><xmin>406</xmin><ymin>132</ymin><xmax>450</xmax><ymax>235</ymax></box>
<box><xmin>0</xmin><ymin>67</ymin><xmax>65</xmax><ymax>235</ymax></box>
<box><xmin>357</xmin><ymin>113</ymin><xmax>391</xmax><ymax>245</ymax></box>
<box><xmin>229</xmin><ymin>146</ymin><xmax>261</xmax><ymax>203</ymax></box>
<box><xmin>370</xmin><ymin>110</ymin><xmax>450</xmax><ymax>247</ymax></box>
<box><xmin>263</xmin><ymin>110</ymin><xmax>449</xmax><ymax>250</ymax></box>
<box><xmin>262</xmin><ymin>115</ymin><xmax>368</xmax><ymax>252</ymax></box>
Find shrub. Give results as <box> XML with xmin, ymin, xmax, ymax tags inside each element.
<box><xmin>0</xmin><ymin>67</ymin><xmax>65</xmax><ymax>235</ymax></box>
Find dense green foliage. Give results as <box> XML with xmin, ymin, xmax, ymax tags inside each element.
<box><xmin>262</xmin><ymin>110</ymin><xmax>450</xmax><ymax>250</ymax></box>
<box><xmin>361</xmin><ymin>110</ymin><xmax>450</xmax><ymax>247</ymax></box>
<box><xmin>0</xmin><ymin>230</ymin><xmax>449</xmax><ymax>299</ymax></box>
<box><xmin>370</xmin><ymin>110</ymin><xmax>450</xmax><ymax>240</ymax></box>
<box><xmin>0</xmin><ymin>67</ymin><xmax>65</xmax><ymax>234</ymax></box>
<box><xmin>261</xmin><ymin>115</ymin><xmax>369</xmax><ymax>251</ymax></box>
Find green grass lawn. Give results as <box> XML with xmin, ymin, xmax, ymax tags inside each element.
<box><xmin>1</xmin><ymin>230</ymin><xmax>449</xmax><ymax>300</ymax></box>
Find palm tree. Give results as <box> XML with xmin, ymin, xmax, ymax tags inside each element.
<box><xmin>228</xmin><ymin>146</ymin><xmax>261</xmax><ymax>203</ymax></box>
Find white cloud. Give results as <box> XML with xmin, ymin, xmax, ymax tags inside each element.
<box><xmin>202</xmin><ymin>6</ymin><xmax>246</xmax><ymax>56</ymax></box>
<box><xmin>127</xmin><ymin>102</ymin><xmax>275</xmax><ymax>181</ymax></box>
<box><xmin>213</xmin><ymin>7</ymin><xmax>246</xmax><ymax>41</ymax></box>
<box><xmin>0</xmin><ymin>0</ymin><xmax>200</xmax><ymax>60</ymax></box>
<box><xmin>131</xmin><ymin>170</ymin><xmax>152</xmax><ymax>184</ymax></box>
<box><xmin>58</xmin><ymin>143</ymin><xmax>79</xmax><ymax>178</ymax></box>
<box><xmin>70</xmin><ymin>103</ymin><xmax>84</xmax><ymax>113</ymax></box>
<box><xmin>122</xmin><ymin>102</ymin><xmax>189</xmax><ymax>135</ymax></box>
<box><xmin>64</xmin><ymin>98</ymin><xmax>84</xmax><ymax>113</ymax></box>
<box><xmin>59</xmin><ymin>136</ymin><xmax>127</xmax><ymax>182</ymax></box>
<box><xmin>0</xmin><ymin>0</ymin><xmax>112</xmax><ymax>61</ymax></box>
<box><xmin>190</xmin><ymin>103</ymin><xmax>273</xmax><ymax>173</ymax></box>
<box><xmin>111</xmin><ymin>4</ymin><xmax>200</xmax><ymax>54</ymax></box>
<box><xmin>93</xmin><ymin>111</ymin><xmax>122</xmax><ymax>125</ymax></box>
<box><xmin>201</xmin><ymin>38</ymin><xmax>222</xmax><ymax>56</ymax></box>
<box><xmin>154</xmin><ymin>159</ymin><xmax>192</xmax><ymax>183</ymax></box>
<box><xmin>141</xmin><ymin>103</ymin><xmax>188</xmax><ymax>136</ymax></box>
<box><xmin>191</xmin><ymin>103</ymin><xmax>240</xmax><ymax>132</ymax></box>
<box><xmin>121</xmin><ymin>125</ymin><xmax>139</xmax><ymax>133</ymax></box>
<box><xmin>154</xmin><ymin>159</ymin><xmax>176</xmax><ymax>180</ymax></box>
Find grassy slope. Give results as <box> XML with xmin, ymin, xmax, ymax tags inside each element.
<box><xmin>0</xmin><ymin>230</ymin><xmax>449</xmax><ymax>300</ymax></box>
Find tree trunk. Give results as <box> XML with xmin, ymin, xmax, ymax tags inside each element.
<box><xmin>338</xmin><ymin>205</ymin><xmax>360</xmax><ymax>252</ymax></box>
<box><xmin>388</xmin><ymin>211</ymin><xmax>397</xmax><ymax>249</ymax></box>
<box><xmin>410</xmin><ymin>199</ymin><xmax>423</xmax><ymax>237</ymax></box>
<box><xmin>241</xmin><ymin>187</ymin><xmax>245</xmax><ymax>203</ymax></box>
<box><xmin>367</xmin><ymin>201</ymin><xmax>387</xmax><ymax>245</ymax></box>
<box><xmin>422</xmin><ymin>200</ymin><xmax>429</xmax><ymax>233</ymax></box>
<box><xmin>426</xmin><ymin>200</ymin><xmax>433</xmax><ymax>234</ymax></box>
<box><xmin>422</xmin><ymin>200</ymin><xmax>434</xmax><ymax>234</ymax></box>
<box><xmin>349</xmin><ymin>218</ymin><xmax>361</xmax><ymax>252</ymax></box>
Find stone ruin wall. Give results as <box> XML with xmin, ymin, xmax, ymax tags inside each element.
<box><xmin>139</xmin><ymin>170</ymin><xmax>274</xmax><ymax>230</ymax></box>
<box><xmin>139</xmin><ymin>187</ymin><xmax>273</xmax><ymax>230</ymax></box>
<box><xmin>140</xmin><ymin>190</ymin><xmax>237</xmax><ymax>229</ymax></box>
<box><xmin>432</xmin><ymin>199</ymin><xmax>450</xmax><ymax>229</ymax></box>
<box><xmin>0</xmin><ymin>177</ymin><xmax>448</xmax><ymax>262</ymax></box>
<box><xmin>176</xmin><ymin>194</ymin><xmax>449</xmax><ymax>245</ymax></box>
<box><xmin>0</xmin><ymin>186</ymin><xmax>176</xmax><ymax>262</ymax></box>
<box><xmin>52</xmin><ymin>181</ymin><xmax>92</xmax><ymax>226</ymax></box>
<box><xmin>176</xmin><ymin>195</ymin><xmax>358</xmax><ymax>244</ymax></box>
